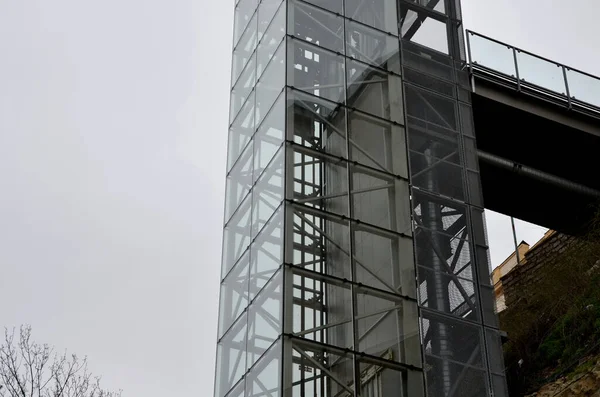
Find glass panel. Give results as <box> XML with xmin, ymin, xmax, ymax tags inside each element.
<box><xmin>353</xmin><ymin>226</ymin><xmax>416</xmax><ymax>297</ymax></box>
<box><xmin>257</xmin><ymin>0</ymin><xmax>283</xmax><ymax>40</ymax></box>
<box><xmin>292</xmin><ymin>270</ymin><xmax>353</xmax><ymax>349</ymax></box>
<box><xmin>247</xmin><ymin>270</ymin><xmax>282</xmax><ymax>367</ymax></box>
<box><xmin>256</xmin><ymin>41</ymin><xmax>285</xmax><ymax>126</ymax></box>
<box><xmin>402</xmin><ymin>11</ymin><xmax>448</xmax><ymax>54</ymax></box>
<box><xmin>249</xmin><ymin>206</ymin><xmax>283</xmax><ymax>299</ymax></box>
<box><xmin>421</xmin><ymin>309</ymin><xmax>485</xmax><ymax>368</ymax></box>
<box><xmin>254</xmin><ymin>93</ymin><xmax>285</xmax><ymax>182</ymax></box>
<box><xmin>345</xmin><ymin>19</ymin><xmax>400</xmax><ymax>73</ymax></box>
<box><xmin>357</xmin><ymin>357</ymin><xmax>424</xmax><ymax>397</ymax></box>
<box><xmin>292</xmin><ymin>341</ymin><xmax>354</xmax><ymax>395</ymax></box>
<box><xmin>225</xmin><ymin>143</ymin><xmax>254</xmax><ymax>222</ymax></box>
<box><xmin>227</xmin><ymin>97</ymin><xmax>255</xmax><ymax>172</ymax></box>
<box><xmin>468</xmin><ymin>33</ymin><xmax>516</xmax><ymax>77</ymax></box>
<box><xmin>288</xmin><ymin>0</ymin><xmax>344</xmax><ymax>54</ymax></box>
<box><xmin>356</xmin><ymin>289</ymin><xmax>421</xmax><ymax>367</ymax></box>
<box><xmin>258</xmin><ymin>7</ymin><xmax>286</xmax><ymax>79</ymax></box>
<box><xmin>298</xmin><ymin>0</ymin><xmax>342</xmax><ymax>14</ymax></box>
<box><xmin>215</xmin><ymin>314</ymin><xmax>247</xmax><ymax>397</ymax></box>
<box><xmin>224</xmin><ymin>378</ymin><xmax>244</xmax><ymax>397</ymax></box>
<box><xmin>286</xmin><ymin>89</ymin><xmax>347</xmax><ymax>158</ymax></box>
<box><xmin>346</xmin><ymin>59</ymin><xmax>404</xmax><ymax>123</ymax></box>
<box><xmin>246</xmin><ymin>341</ymin><xmax>281</xmax><ymax>397</ymax></box>
<box><xmin>405</xmin><ymin>84</ymin><xmax>457</xmax><ymax>130</ymax></box>
<box><xmin>292</xmin><ymin>148</ymin><xmax>349</xmax><ymax>216</ymax></box>
<box><xmin>407</xmin><ymin>116</ymin><xmax>461</xmax><ymax>166</ymax></box>
<box><xmin>223</xmin><ymin>195</ymin><xmax>252</xmax><ymax>278</ymax></box>
<box><xmin>348</xmin><ymin>109</ymin><xmax>408</xmax><ymax>177</ymax></box>
<box><xmin>292</xmin><ymin>206</ymin><xmax>352</xmax><ymax>280</ymax></box>
<box><xmin>252</xmin><ymin>148</ymin><xmax>284</xmax><ymax>236</ymax></box>
<box><xmin>351</xmin><ymin>166</ymin><xmax>412</xmax><ymax>234</ymax></box>
<box><xmin>345</xmin><ymin>0</ymin><xmax>398</xmax><ymax>35</ymax></box>
<box><xmin>517</xmin><ymin>50</ymin><xmax>566</xmax><ymax>95</ymax></box>
<box><xmin>231</xmin><ymin>55</ymin><xmax>257</xmax><ymax>123</ymax></box>
<box><xmin>219</xmin><ymin>251</ymin><xmax>250</xmax><ymax>338</ymax></box>
<box><xmin>567</xmin><ymin>68</ymin><xmax>600</xmax><ymax>108</ymax></box>
<box><xmin>288</xmin><ymin>38</ymin><xmax>346</xmax><ymax>104</ymax></box>
<box><xmin>232</xmin><ymin>13</ymin><xmax>258</xmax><ymax>85</ymax></box>
<box><xmin>233</xmin><ymin>0</ymin><xmax>258</xmax><ymax>48</ymax></box>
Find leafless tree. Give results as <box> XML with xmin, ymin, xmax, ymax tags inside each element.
<box><xmin>0</xmin><ymin>326</ymin><xmax>121</xmax><ymax>397</ymax></box>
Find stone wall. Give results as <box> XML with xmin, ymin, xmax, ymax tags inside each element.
<box><xmin>501</xmin><ymin>231</ymin><xmax>578</xmax><ymax>309</ymax></box>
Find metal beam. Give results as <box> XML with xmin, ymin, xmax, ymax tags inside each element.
<box><xmin>478</xmin><ymin>149</ymin><xmax>600</xmax><ymax>198</ymax></box>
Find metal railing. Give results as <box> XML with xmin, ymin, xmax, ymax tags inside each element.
<box><xmin>465</xmin><ymin>30</ymin><xmax>600</xmax><ymax>115</ymax></box>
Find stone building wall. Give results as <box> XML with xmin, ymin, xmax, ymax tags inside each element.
<box><xmin>501</xmin><ymin>232</ymin><xmax>578</xmax><ymax>309</ymax></box>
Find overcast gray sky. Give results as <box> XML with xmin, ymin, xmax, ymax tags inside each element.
<box><xmin>0</xmin><ymin>1</ymin><xmax>598</xmax><ymax>396</ymax></box>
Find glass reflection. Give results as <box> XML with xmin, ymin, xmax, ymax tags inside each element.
<box><xmin>257</xmin><ymin>3</ymin><xmax>285</xmax><ymax>79</ymax></box>
<box><xmin>256</xmin><ymin>41</ymin><xmax>285</xmax><ymax>126</ymax></box>
<box><xmin>288</xmin><ymin>0</ymin><xmax>344</xmax><ymax>53</ymax></box>
<box><xmin>218</xmin><ymin>252</ymin><xmax>249</xmax><ymax>338</ymax></box>
<box><xmin>287</xmin><ymin>38</ymin><xmax>346</xmax><ymax>104</ymax></box>
<box><xmin>346</xmin><ymin>19</ymin><xmax>400</xmax><ymax>73</ymax></box>
<box><xmin>230</xmin><ymin>55</ymin><xmax>257</xmax><ymax>123</ymax></box>
<box><xmin>215</xmin><ymin>314</ymin><xmax>248</xmax><ymax>397</ymax></box>
<box><xmin>233</xmin><ymin>0</ymin><xmax>258</xmax><ymax>47</ymax></box>
<box><xmin>345</xmin><ymin>0</ymin><xmax>398</xmax><ymax>35</ymax></box>
<box><xmin>348</xmin><ymin>110</ymin><xmax>408</xmax><ymax>176</ymax></box>
<box><xmin>252</xmin><ymin>149</ymin><xmax>284</xmax><ymax>237</ymax></box>
<box><xmin>232</xmin><ymin>13</ymin><xmax>258</xmax><ymax>85</ymax></box>
<box><xmin>222</xmin><ymin>194</ymin><xmax>252</xmax><ymax>278</ymax></box>
<box><xmin>346</xmin><ymin>59</ymin><xmax>404</xmax><ymax>123</ymax></box>
<box><xmin>247</xmin><ymin>270</ymin><xmax>282</xmax><ymax>367</ymax></box>
<box><xmin>227</xmin><ymin>97</ymin><xmax>255</xmax><ymax>172</ymax></box>
<box><xmin>254</xmin><ymin>94</ymin><xmax>284</xmax><ymax>181</ymax></box>
<box><xmin>246</xmin><ymin>341</ymin><xmax>281</xmax><ymax>397</ymax></box>
<box><xmin>249</xmin><ymin>207</ymin><xmax>283</xmax><ymax>299</ymax></box>
<box><xmin>225</xmin><ymin>143</ymin><xmax>253</xmax><ymax>222</ymax></box>
<box><xmin>286</xmin><ymin>89</ymin><xmax>347</xmax><ymax>158</ymax></box>
<box><xmin>258</xmin><ymin>0</ymin><xmax>284</xmax><ymax>39</ymax></box>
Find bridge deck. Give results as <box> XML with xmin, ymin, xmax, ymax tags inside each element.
<box><xmin>466</xmin><ymin>31</ymin><xmax>600</xmax><ymax>234</ymax></box>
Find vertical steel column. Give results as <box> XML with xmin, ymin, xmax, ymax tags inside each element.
<box><xmin>422</xmin><ymin>145</ymin><xmax>452</xmax><ymax>395</ymax></box>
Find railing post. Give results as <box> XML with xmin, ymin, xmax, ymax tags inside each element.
<box><xmin>512</xmin><ymin>47</ymin><xmax>520</xmax><ymax>92</ymax></box>
<box><xmin>466</xmin><ymin>30</ymin><xmax>473</xmax><ymax>76</ymax></box>
<box><xmin>562</xmin><ymin>65</ymin><xmax>572</xmax><ymax>110</ymax></box>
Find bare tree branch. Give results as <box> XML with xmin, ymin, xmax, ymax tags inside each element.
<box><xmin>0</xmin><ymin>327</ymin><xmax>119</xmax><ymax>397</ymax></box>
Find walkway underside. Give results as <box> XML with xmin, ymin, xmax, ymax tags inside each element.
<box><xmin>472</xmin><ymin>77</ymin><xmax>600</xmax><ymax>235</ymax></box>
